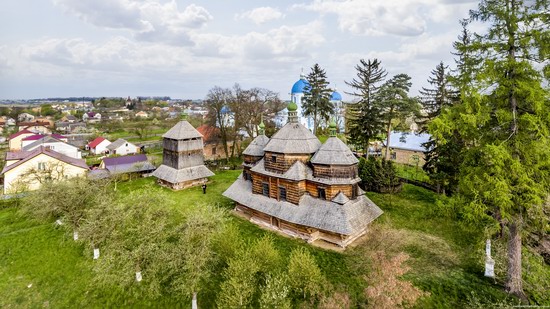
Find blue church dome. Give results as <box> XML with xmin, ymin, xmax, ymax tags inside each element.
<box><xmin>331</xmin><ymin>91</ymin><xmax>342</xmax><ymax>101</ymax></box>
<box><xmin>221</xmin><ymin>106</ymin><xmax>231</xmax><ymax>114</ymax></box>
<box><xmin>291</xmin><ymin>73</ymin><xmax>310</xmax><ymax>94</ymax></box>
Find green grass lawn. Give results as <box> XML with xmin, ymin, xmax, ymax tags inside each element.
<box><xmin>1</xmin><ymin>171</ymin><xmax>545</xmax><ymax>308</ymax></box>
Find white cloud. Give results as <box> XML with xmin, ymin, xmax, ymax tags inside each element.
<box><xmin>294</xmin><ymin>0</ymin><xmax>472</xmax><ymax>36</ymax></box>
<box><xmin>53</xmin><ymin>0</ymin><xmax>212</xmax><ymax>44</ymax></box>
<box><xmin>236</xmin><ymin>7</ymin><xmax>284</xmax><ymax>25</ymax></box>
<box><xmin>191</xmin><ymin>21</ymin><xmax>324</xmax><ymax>62</ymax></box>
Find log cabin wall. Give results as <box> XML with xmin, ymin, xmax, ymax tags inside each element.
<box><xmin>305</xmin><ymin>181</ymin><xmax>354</xmax><ymax>200</ymax></box>
<box><xmin>243</xmin><ymin>154</ymin><xmax>262</xmax><ymax>165</ymax></box>
<box><xmin>313</xmin><ymin>164</ymin><xmax>358</xmax><ymax>179</ymax></box>
<box><xmin>163</xmin><ymin>138</ymin><xmax>203</xmax><ymax>152</ymax></box>
<box><xmin>162</xmin><ymin>149</ymin><xmax>204</xmax><ymax>169</ymax></box>
<box><xmin>264</xmin><ymin>152</ymin><xmax>310</xmax><ymax>174</ymax></box>
<box><xmin>250</xmin><ymin>171</ymin><xmax>305</xmax><ymax>204</ymax></box>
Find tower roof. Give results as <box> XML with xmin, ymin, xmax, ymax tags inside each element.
<box><xmin>310</xmin><ymin>137</ymin><xmax>358</xmax><ymax>165</ymax></box>
<box><xmin>243</xmin><ymin>134</ymin><xmax>270</xmax><ymax>157</ymax></box>
<box><xmin>163</xmin><ymin>120</ymin><xmax>203</xmax><ymax>140</ymax></box>
<box><xmin>263</xmin><ymin>122</ymin><xmax>321</xmax><ymax>154</ymax></box>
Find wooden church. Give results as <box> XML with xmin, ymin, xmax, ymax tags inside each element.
<box><xmin>224</xmin><ymin>102</ymin><xmax>383</xmax><ymax>248</ymax></box>
<box><xmin>153</xmin><ymin>116</ymin><xmax>214</xmax><ymax>190</ymax></box>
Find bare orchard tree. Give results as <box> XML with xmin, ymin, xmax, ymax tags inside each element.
<box><xmin>205</xmin><ymin>86</ymin><xmax>234</xmax><ymax>159</ymax></box>
<box><xmin>230</xmin><ymin>84</ymin><xmax>284</xmax><ymax>138</ymax></box>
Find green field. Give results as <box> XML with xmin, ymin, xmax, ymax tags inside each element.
<box><xmin>1</xmin><ymin>170</ymin><xmax>547</xmax><ymax>308</ymax></box>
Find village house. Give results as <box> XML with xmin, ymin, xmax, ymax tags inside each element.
<box><xmin>196</xmin><ymin>124</ymin><xmax>239</xmax><ymax>160</ymax></box>
<box><xmin>90</xmin><ymin>154</ymin><xmax>155</xmax><ymax>179</ymax></box>
<box><xmin>34</xmin><ymin>117</ymin><xmax>55</xmax><ymax>128</ymax></box>
<box><xmin>106</xmin><ymin>138</ymin><xmax>138</xmax><ymax>156</ymax></box>
<box><xmin>82</xmin><ymin>112</ymin><xmax>101</xmax><ymax>123</ymax></box>
<box><xmin>8</xmin><ymin>130</ymin><xmax>35</xmax><ymax>151</ymax></box>
<box><xmin>1</xmin><ymin>116</ymin><xmax>16</xmax><ymax>126</ymax></box>
<box><xmin>135</xmin><ymin>111</ymin><xmax>148</xmax><ymax>118</ymax></box>
<box><xmin>223</xmin><ymin>103</ymin><xmax>383</xmax><ymax>248</ymax></box>
<box><xmin>22</xmin><ymin>135</ymin><xmax>82</xmax><ymax>159</ymax></box>
<box><xmin>383</xmin><ymin>131</ymin><xmax>430</xmax><ymax>166</ymax></box>
<box><xmin>55</xmin><ymin>121</ymin><xmax>87</xmax><ymax>134</ymax></box>
<box><xmin>17</xmin><ymin>123</ymin><xmax>52</xmax><ymax>134</ymax></box>
<box><xmin>17</xmin><ymin>113</ymin><xmax>35</xmax><ymax>122</ymax></box>
<box><xmin>2</xmin><ymin>146</ymin><xmax>88</xmax><ymax>194</ymax></box>
<box><xmin>60</xmin><ymin>115</ymin><xmax>78</xmax><ymax>123</ymax></box>
<box><xmin>152</xmin><ymin>116</ymin><xmax>214</xmax><ymax>190</ymax></box>
<box><xmin>86</xmin><ymin>137</ymin><xmax>111</xmax><ymax>155</ymax></box>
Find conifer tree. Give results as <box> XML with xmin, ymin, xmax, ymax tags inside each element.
<box><xmin>345</xmin><ymin>59</ymin><xmax>387</xmax><ymax>154</ymax></box>
<box><xmin>418</xmin><ymin>62</ymin><xmax>458</xmax><ymax>131</ymax></box>
<box><xmin>378</xmin><ymin>73</ymin><xmax>419</xmax><ymax>160</ymax></box>
<box><xmin>431</xmin><ymin>0</ymin><xmax>550</xmax><ymax>299</ymax></box>
<box><xmin>302</xmin><ymin>63</ymin><xmax>334</xmax><ymax>134</ymax></box>
<box><xmin>419</xmin><ymin>62</ymin><xmax>461</xmax><ymax>193</ymax></box>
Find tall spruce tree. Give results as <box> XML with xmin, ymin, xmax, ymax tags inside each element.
<box><xmin>302</xmin><ymin>64</ymin><xmax>334</xmax><ymax>134</ymax></box>
<box><xmin>419</xmin><ymin>62</ymin><xmax>461</xmax><ymax>193</ymax></box>
<box><xmin>378</xmin><ymin>74</ymin><xmax>419</xmax><ymax>160</ymax></box>
<box><xmin>345</xmin><ymin>59</ymin><xmax>387</xmax><ymax>154</ymax></box>
<box><xmin>431</xmin><ymin>0</ymin><xmax>550</xmax><ymax>299</ymax></box>
<box><xmin>418</xmin><ymin>62</ymin><xmax>459</xmax><ymax>131</ymax></box>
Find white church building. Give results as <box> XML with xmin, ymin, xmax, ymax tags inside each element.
<box><xmin>275</xmin><ymin>72</ymin><xmax>344</xmax><ymax>132</ymax></box>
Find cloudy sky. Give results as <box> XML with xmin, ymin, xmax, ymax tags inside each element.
<box><xmin>0</xmin><ymin>0</ymin><xmax>479</xmax><ymax>100</ymax></box>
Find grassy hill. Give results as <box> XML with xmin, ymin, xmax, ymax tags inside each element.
<box><xmin>1</xmin><ymin>170</ymin><xmax>547</xmax><ymax>308</ymax></box>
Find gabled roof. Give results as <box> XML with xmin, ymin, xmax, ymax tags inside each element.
<box><xmin>88</xmin><ymin>137</ymin><xmax>109</xmax><ymax>148</ymax></box>
<box><xmin>101</xmin><ymin>154</ymin><xmax>155</xmax><ymax>174</ymax></box>
<box><xmin>242</xmin><ymin>134</ymin><xmax>270</xmax><ymax>157</ymax></box>
<box><xmin>250</xmin><ymin>159</ymin><xmax>308</xmax><ymax>181</ymax></box>
<box><xmin>102</xmin><ymin>154</ymin><xmax>147</xmax><ymax>167</ymax></box>
<box><xmin>8</xmin><ymin>129</ymin><xmax>34</xmax><ymax>140</ymax></box>
<box><xmin>332</xmin><ymin>191</ymin><xmax>350</xmax><ymax>205</ymax></box>
<box><xmin>311</xmin><ymin>137</ymin><xmax>358</xmax><ymax>166</ymax></box>
<box><xmin>106</xmin><ymin>138</ymin><xmax>132</xmax><ymax>150</ymax></box>
<box><xmin>163</xmin><ymin>120</ymin><xmax>203</xmax><ymax>140</ymax></box>
<box><xmin>23</xmin><ymin>136</ymin><xmax>77</xmax><ymax>151</ymax></box>
<box><xmin>22</xmin><ymin>134</ymin><xmax>67</xmax><ymax>142</ymax></box>
<box><xmin>263</xmin><ymin>122</ymin><xmax>321</xmax><ymax>154</ymax></box>
<box><xmin>196</xmin><ymin>124</ymin><xmax>220</xmax><ymax>142</ymax></box>
<box><xmin>1</xmin><ymin>146</ymin><xmax>88</xmax><ymax>174</ymax></box>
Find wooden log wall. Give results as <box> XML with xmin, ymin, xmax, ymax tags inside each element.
<box><xmin>313</xmin><ymin>164</ymin><xmax>358</xmax><ymax>179</ymax></box>
<box><xmin>263</xmin><ymin>151</ymin><xmax>310</xmax><ymax>174</ymax></box>
<box><xmin>243</xmin><ymin>154</ymin><xmax>262</xmax><ymax>165</ymax></box>
<box><xmin>306</xmin><ymin>181</ymin><xmax>356</xmax><ymax>200</ymax></box>
<box><xmin>250</xmin><ymin>171</ymin><xmax>305</xmax><ymax>205</ymax></box>
<box><xmin>162</xmin><ymin>149</ymin><xmax>204</xmax><ymax>169</ymax></box>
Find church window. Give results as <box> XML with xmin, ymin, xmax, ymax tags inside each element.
<box><xmin>271</xmin><ymin>155</ymin><xmax>277</xmax><ymax>162</ymax></box>
<box><xmin>279</xmin><ymin>186</ymin><xmax>287</xmax><ymax>201</ymax></box>
<box><xmin>262</xmin><ymin>183</ymin><xmax>270</xmax><ymax>197</ymax></box>
<box><xmin>212</xmin><ymin>147</ymin><xmax>217</xmax><ymax>155</ymax></box>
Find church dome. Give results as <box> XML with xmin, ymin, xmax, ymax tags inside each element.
<box><xmin>331</xmin><ymin>90</ymin><xmax>342</xmax><ymax>101</ymax></box>
<box><xmin>291</xmin><ymin>73</ymin><xmax>310</xmax><ymax>94</ymax></box>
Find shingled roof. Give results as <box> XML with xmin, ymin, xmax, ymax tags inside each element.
<box><xmin>311</xmin><ymin>136</ymin><xmax>359</xmax><ymax>165</ymax></box>
<box><xmin>162</xmin><ymin>120</ymin><xmax>203</xmax><ymax>140</ymax></box>
<box><xmin>223</xmin><ymin>176</ymin><xmax>383</xmax><ymax>235</ymax></box>
<box><xmin>153</xmin><ymin>164</ymin><xmax>214</xmax><ymax>183</ymax></box>
<box><xmin>263</xmin><ymin>122</ymin><xmax>321</xmax><ymax>154</ymax></box>
<box><xmin>243</xmin><ymin>134</ymin><xmax>270</xmax><ymax>157</ymax></box>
